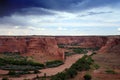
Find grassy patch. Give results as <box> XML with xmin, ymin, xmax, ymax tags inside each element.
<box><xmin>0</xmin><ymin>53</ymin><xmax>45</xmax><ymax>71</ymax></box>
<box><xmin>72</xmin><ymin>48</ymin><xmax>88</xmax><ymax>54</ymax></box>
<box><xmin>64</xmin><ymin>52</ymin><xmax>75</xmax><ymax>56</ymax></box>
<box><xmin>105</xmin><ymin>69</ymin><xmax>117</xmax><ymax>74</ymax></box>
<box><xmin>57</xmin><ymin>44</ymin><xmax>66</xmax><ymax>48</ymax></box>
<box><xmin>45</xmin><ymin>60</ymin><xmax>64</xmax><ymax>68</ymax></box>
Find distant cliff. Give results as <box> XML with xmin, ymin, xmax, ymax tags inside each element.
<box><xmin>56</xmin><ymin>36</ymin><xmax>120</xmax><ymax>54</ymax></box>
<box><xmin>0</xmin><ymin>36</ymin><xmax>119</xmax><ymax>62</ymax></box>
<box><xmin>98</xmin><ymin>36</ymin><xmax>120</xmax><ymax>54</ymax></box>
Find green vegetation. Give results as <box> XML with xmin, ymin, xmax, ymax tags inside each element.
<box><xmin>90</xmin><ymin>52</ymin><xmax>97</xmax><ymax>56</ymax></box>
<box><xmin>45</xmin><ymin>60</ymin><xmax>64</xmax><ymax>68</ymax></box>
<box><xmin>65</xmin><ymin>68</ymin><xmax>77</xmax><ymax>78</ymax></box>
<box><xmin>84</xmin><ymin>74</ymin><xmax>92</xmax><ymax>80</ymax></box>
<box><xmin>69</xmin><ymin>48</ymin><xmax>88</xmax><ymax>54</ymax></box>
<box><xmin>105</xmin><ymin>69</ymin><xmax>117</xmax><ymax>74</ymax></box>
<box><xmin>50</xmin><ymin>55</ymin><xmax>95</xmax><ymax>80</ymax></box>
<box><xmin>8</xmin><ymin>70</ymin><xmax>16</xmax><ymax>75</ymax></box>
<box><xmin>33</xmin><ymin>74</ymin><xmax>47</xmax><ymax>80</ymax></box>
<box><xmin>73</xmin><ymin>48</ymin><xmax>85</xmax><ymax>53</ymax></box>
<box><xmin>0</xmin><ymin>57</ymin><xmax>44</xmax><ymax>70</ymax></box>
<box><xmin>66</xmin><ymin>48</ymin><xmax>88</xmax><ymax>55</ymax></box>
<box><xmin>71</xmin><ymin>55</ymin><xmax>94</xmax><ymax>71</ymax></box>
<box><xmin>64</xmin><ymin>52</ymin><xmax>75</xmax><ymax>56</ymax></box>
<box><xmin>34</xmin><ymin>69</ymin><xmax>40</xmax><ymax>74</ymax></box>
<box><xmin>0</xmin><ymin>53</ymin><xmax>45</xmax><ymax>71</ymax></box>
<box><xmin>92</xmin><ymin>63</ymin><xmax>100</xmax><ymax>69</ymax></box>
<box><xmin>57</xmin><ymin>44</ymin><xmax>65</xmax><ymax>48</ymax></box>
<box><xmin>7</xmin><ymin>70</ymin><xmax>32</xmax><ymax>77</ymax></box>
<box><xmin>2</xmin><ymin>77</ymin><xmax>9</xmax><ymax>80</ymax></box>
<box><xmin>86</xmin><ymin>47</ymin><xmax>100</xmax><ymax>51</ymax></box>
<box><xmin>51</xmin><ymin>72</ymin><xmax>67</xmax><ymax>80</ymax></box>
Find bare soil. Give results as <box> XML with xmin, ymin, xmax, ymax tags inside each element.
<box><xmin>70</xmin><ymin>53</ymin><xmax>120</xmax><ymax>80</ymax></box>
<box><xmin>0</xmin><ymin>52</ymin><xmax>91</xmax><ymax>80</ymax></box>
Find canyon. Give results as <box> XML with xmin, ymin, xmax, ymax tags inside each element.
<box><xmin>0</xmin><ymin>36</ymin><xmax>119</xmax><ymax>63</ymax></box>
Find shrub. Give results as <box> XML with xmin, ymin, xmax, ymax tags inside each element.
<box><xmin>84</xmin><ymin>74</ymin><xmax>92</xmax><ymax>80</ymax></box>
<box><xmin>16</xmin><ymin>71</ymin><xmax>31</xmax><ymax>75</ymax></box>
<box><xmin>0</xmin><ymin>56</ymin><xmax>45</xmax><ymax>70</ymax></box>
<box><xmin>34</xmin><ymin>75</ymin><xmax>40</xmax><ymax>80</ymax></box>
<box><xmin>2</xmin><ymin>77</ymin><xmax>9</xmax><ymax>80</ymax></box>
<box><xmin>51</xmin><ymin>55</ymin><xmax>95</xmax><ymax>80</ymax></box>
<box><xmin>46</xmin><ymin>60</ymin><xmax>64</xmax><ymax>68</ymax></box>
<box><xmin>86</xmin><ymin>56</ymin><xmax>94</xmax><ymax>65</ymax></box>
<box><xmin>90</xmin><ymin>52</ymin><xmax>97</xmax><ymax>56</ymax></box>
<box><xmin>8</xmin><ymin>70</ymin><xmax>16</xmax><ymax>75</ymax></box>
<box><xmin>66</xmin><ymin>68</ymin><xmax>77</xmax><ymax>78</ymax></box>
<box><xmin>105</xmin><ymin>69</ymin><xmax>116</xmax><ymax>74</ymax></box>
<box><xmin>65</xmin><ymin>52</ymin><xmax>74</xmax><ymax>56</ymax></box>
<box><xmin>34</xmin><ymin>70</ymin><xmax>40</xmax><ymax>74</ymax></box>
<box><xmin>71</xmin><ymin>56</ymin><xmax>93</xmax><ymax>71</ymax></box>
<box><xmin>93</xmin><ymin>64</ymin><xmax>100</xmax><ymax>69</ymax></box>
<box><xmin>51</xmin><ymin>72</ymin><xmax>67</xmax><ymax>80</ymax></box>
<box><xmin>57</xmin><ymin>44</ymin><xmax>65</xmax><ymax>48</ymax></box>
<box><xmin>73</xmin><ymin>48</ymin><xmax>84</xmax><ymax>53</ymax></box>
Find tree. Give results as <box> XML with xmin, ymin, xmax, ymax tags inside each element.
<box><xmin>84</xmin><ymin>74</ymin><xmax>92</xmax><ymax>80</ymax></box>
<box><xmin>34</xmin><ymin>69</ymin><xmax>40</xmax><ymax>74</ymax></box>
<box><xmin>51</xmin><ymin>72</ymin><xmax>67</xmax><ymax>80</ymax></box>
<box><xmin>8</xmin><ymin>70</ymin><xmax>16</xmax><ymax>75</ymax></box>
<box><xmin>66</xmin><ymin>68</ymin><xmax>77</xmax><ymax>78</ymax></box>
<box><xmin>2</xmin><ymin>77</ymin><xmax>9</xmax><ymax>80</ymax></box>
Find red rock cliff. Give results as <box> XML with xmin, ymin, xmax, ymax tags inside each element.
<box><xmin>0</xmin><ymin>36</ymin><xmax>64</xmax><ymax>63</ymax></box>
<box><xmin>0</xmin><ymin>36</ymin><xmax>119</xmax><ymax>62</ymax></box>
<box><xmin>99</xmin><ymin>36</ymin><xmax>120</xmax><ymax>54</ymax></box>
<box><xmin>0</xmin><ymin>37</ymin><xmax>27</xmax><ymax>53</ymax></box>
<box><xmin>56</xmin><ymin>36</ymin><xmax>108</xmax><ymax>48</ymax></box>
<box><xmin>56</xmin><ymin>36</ymin><xmax>120</xmax><ymax>54</ymax></box>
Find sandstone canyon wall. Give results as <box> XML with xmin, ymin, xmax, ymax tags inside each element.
<box><xmin>0</xmin><ymin>36</ymin><xmax>119</xmax><ymax>62</ymax></box>
<box><xmin>0</xmin><ymin>36</ymin><xmax>64</xmax><ymax>62</ymax></box>
<box><xmin>56</xmin><ymin>36</ymin><xmax>120</xmax><ymax>54</ymax></box>
<box><xmin>98</xmin><ymin>36</ymin><xmax>120</xmax><ymax>54</ymax></box>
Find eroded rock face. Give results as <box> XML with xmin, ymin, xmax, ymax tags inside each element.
<box><xmin>0</xmin><ymin>36</ymin><xmax>64</xmax><ymax>62</ymax></box>
<box><xmin>99</xmin><ymin>36</ymin><xmax>120</xmax><ymax>54</ymax></box>
<box><xmin>56</xmin><ymin>36</ymin><xmax>120</xmax><ymax>54</ymax></box>
<box><xmin>0</xmin><ymin>36</ymin><xmax>119</xmax><ymax>62</ymax></box>
<box><xmin>0</xmin><ymin>37</ymin><xmax>27</xmax><ymax>53</ymax></box>
<box><xmin>56</xmin><ymin>36</ymin><xmax>108</xmax><ymax>48</ymax></box>
<box><xmin>26</xmin><ymin>37</ymin><xmax>64</xmax><ymax>61</ymax></box>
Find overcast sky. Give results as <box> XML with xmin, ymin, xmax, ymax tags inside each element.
<box><xmin>0</xmin><ymin>0</ymin><xmax>120</xmax><ymax>36</ymax></box>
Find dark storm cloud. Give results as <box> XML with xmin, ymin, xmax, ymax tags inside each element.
<box><xmin>17</xmin><ymin>8</ymin><xmax>56</xmax><ymax>16</ymax></box>
<box><xmin>74</xmin><ymin>0</ymin><xmax>120</xmax><ymax>9</ymax></box>
<box><xmin>0</xmin><ymin>0</ymin><xmax>120</xmax><ymax>17</ymax></box>
<box><xmin>79</xmin><ymin>11</ymin><xmax>113</xmax><ymax>17</ymax></box>
<box><xmin>88</xmin><ymin>11</ymin><xmax>113</xmax><ymax>15</ymax></box>
<box><xmin>0</xmin><ymin>0</ymin><xmax>83</xmax><ymax>17</ymax></box>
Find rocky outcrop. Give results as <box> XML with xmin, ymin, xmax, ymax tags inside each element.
<box><xmin>0</xmin><ymin>36</ymin><xmax>64</xmax><ymax>62</ymax></box>
<box><xmin>56</xmin><ymin>36</ymin><xmax>108</xmax><ymax>48</ymax></box>
<box><xmin>0</xmin><ymin>37</ymin><xmax>27</xmax><ymax>53</ymax></box>
<box><xmin>0</xmin><ymin>36</ymin><xmax>119</xmax><ymax>62</ymax></box>
<box><xmin>98</xmin><ymin>36</ymin><xmax>120</xmax><ymax>54</ymax></box>
<box><xmin>26</xmin><ymin>37</ymin><xmax>64</xmax><ymax>60</ymax></box>
<box><xmin>56</xmin><ymin>36</ymin><xmax>120</xmax><ymax>54</ymax></box>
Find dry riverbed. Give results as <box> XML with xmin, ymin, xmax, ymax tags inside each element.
<box><xmin>0</xmin><ymin>52</ymin><xmax>91</xmax><ymax>80</ymax></box>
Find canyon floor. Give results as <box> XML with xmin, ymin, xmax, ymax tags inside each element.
<box><xmin>70</xmin><ymin>52</ymin><xmax>120</xmax><ymax>80</ymax></box>
<box><xmin>0</xmin><ymin>36</ymin><xmax>119</xmax><ymax>80</ymax></box>
<box><xmin>0</xmin><ymin>52</ymin><xmax>91</xmax><ymax>80</ymax></box>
